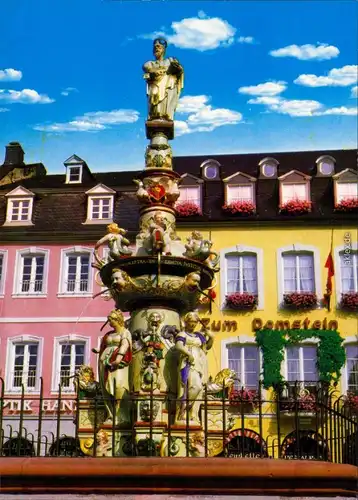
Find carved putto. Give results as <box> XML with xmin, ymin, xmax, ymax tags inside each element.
<box><xmin>139</xmin><ymin>211</ymin><xmax>176</xmax><ymax>255</ymax></box>
<box><xmin>93</xmin><ymin>223</ymin><xmax>132</xmax><ymax>268</ymax></box>
<box><xmin>74</xmin><ymin>365</ymin><xmax>101</xmax><ymax>398</ymax></box>
<box><xmin>184</xmin><ymin>231</ymin><xmax>220</xmax><ymax>271</ymax></box>
<box><xmin>207</xmin><ymin>368</ymin><xmax>237</xmax><ymax>400</ymax></box>
<box><xmin>143</xmin><ymin>38</ymin><xmax>184</xmax><ymax>121</ymax></box>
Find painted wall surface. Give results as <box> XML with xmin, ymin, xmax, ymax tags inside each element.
<box><xmin>0</xmin><ymin>226</ymin><xmax>357</xmax><ymax>401</ymax></box>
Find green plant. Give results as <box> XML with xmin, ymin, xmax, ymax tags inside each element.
<box><xmin>255</xmin><ymin>329</ymin><xmax>346</xmax><ymax>389</ymax></box>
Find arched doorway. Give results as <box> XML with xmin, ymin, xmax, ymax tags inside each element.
<box><xmin>49</xmin><ymin>436</ymin><xmax>83</xmax><ymax>457</ymax></box>
<box><xmin>2</xmin><ymin>437</ymin><xmax>35</xmax><ymax>457</ymax></box>
<box><xmin>223</xmin><ymin>429</ymin><xmax>268</xmax><ymax>458</ymax></box>
<box><xmin>281</xmin><ymin>430</ymin><xmax>328</xmax><ymax>460</ymax></box>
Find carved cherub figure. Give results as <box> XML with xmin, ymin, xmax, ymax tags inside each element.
<box><xmin>184</xmin><ymin>231</ymin><xmax>220</xmax><ymax>271</ymax></box>
<box><xmin>149</xmin><ymin>211</ymin><xmax>172</xmax><ymax>255</ymax></box>
<box><xmin>133</xmin><ymin>179</ymin><xmax>150</xmax><ymax>203</ymax></box>
<box><xmin>93</xmin><ymin>223</ymin><xmax>132</xmax><ymax>267</ymax></box>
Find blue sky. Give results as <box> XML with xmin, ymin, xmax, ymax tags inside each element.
<box><xmin>0</xmin><ymin>0</ymin><xmax>357</xmax><ymax>173</ymax></box>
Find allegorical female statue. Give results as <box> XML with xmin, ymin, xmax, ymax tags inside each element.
<box><xmin>95</xmin><ymin>309</ymin><xmax>132</xmax><ymax>424</ymax></box>
<box><xmin>174</xmin><ymin>312</ymin><xmax>214</xmax><ymax>424</ymax></box>
<box><xmin>143</xmin><ymin>38</ymin><xmax>184</xmax><ymax>121</ymax></box>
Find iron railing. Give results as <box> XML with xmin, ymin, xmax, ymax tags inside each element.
<box><xmin>0</xmin><ymin>378</ymin><xmax>356</xmax><ymax>462</ymax></box>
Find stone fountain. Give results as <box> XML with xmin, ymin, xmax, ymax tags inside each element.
<box><xmin>76</xmin><ymin>38</ymin><xmax>234</xmax><ymax>458</ymax></box>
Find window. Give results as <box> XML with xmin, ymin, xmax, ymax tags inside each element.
<box><xmin>178</xmin><ymin>186</ymin><xmax>200</xmax><ymax>205</ymax></box>
<box><xmin>68</xmin><ymin>166</ymin><xmax>81</xmax><ymax>183</ymax></box>
<box><xmin>0</xmin><ymin>250</ymin><xmax>6</xmax><ymax>296</ymax></box>
<box><xmin>53</xmin><ymin>336</ymin><xmax>89</xmax><ymax>392</ymax></box>
<box><xmin>282</xmin><ymin>252</ymin><xmax>314</xmax><ymax>293</ymax></box>
<box><xmin>201</xmin><ymin>159</ymin><xmax>221</xmax><ymax>180</ymax></box>
<box><xmin>316</xmin><ymin>156</ymin><xmax>335</xmax><ymax>176</ymax></box>
<box><xmin>90</xmin><ymin>197</ymin><xmax>112</xmax><ymax>220</ymax></box>
<box><xmin>259</xmin><ymin>157</ymin><xmax>278</xmax><ymax>178</ymax></box>
<box><xmin>285</xmin><ymin>345</ymin><xmax>318</xmax><ymax>391</ymax></box>
<box><xmin>227</xmin><ymin>185</ymin><xmax>254</xmax><ymax>204</ymax></box>
<box><xmin>281</xmin><ymin>183</ymin><xmax>308</xmax><ymax>204</ymax></box>
<box><xmin>59</xmin><ymin>343</ymin><xmax>85</xmax><ymax>390</ymax></box>
<box><xmin>340</xmin><ymin>251</ymin><xmax>358</xmax><ymax>293</ymax></box>
<box><xmin>65</xmin><ymin>254</ymin><xmax>90</xmax><ymax>293</ymax></box>
<box><xmin>227</xmin><ymin>345</ymin><xmax>260</xmax><ymax>389</ymax></box>
<box><xmin>13</xmin><ymin>249</ymin><xmax>49</xmax><ymax>296</ymax></box>
<box><xmin>345</xmin><ymin>345</ymin><xmax>358</xmax><ymax>395</ymax></box>
<box><xmin>9</xmin><ymin>199</ymin><xmax>31</xmax><ymax>222</ymax></box>
<box><xmin>5</xmin><ymin>336</ymin><xmax>43</xmax><ymax>393</ymax></box>
<box><xmin>226</xmin><ymin>254</ymin><xmax>257</xmax><ymax>294</ymax></box>
<box><xmin>336</xmin><ymin>182</ymin><xmax>358</xmax><ymax>203</ymax></box>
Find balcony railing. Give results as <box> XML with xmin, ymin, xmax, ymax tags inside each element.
<box><xmin>11</xmin><ymin>370</ymin><xmax>38</xmax><ymax>390</ymax></box>
<box><xmin>66</xmin><ymin>279</ymin><xmax>89</xmax><ymax>293</ymax></box>
<box><xmin>20</xmin><ymin>280</ymin><xmax>43</xmax><ymax>293</ymax></box>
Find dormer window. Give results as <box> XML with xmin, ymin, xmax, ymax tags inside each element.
<box><xmin>279</xmin><ymin>171</ymin><xmax>311</xmax><ymax>204</ymax></box>
<box><xmin>4</xmin><ymin>186</ymin><xmax>35</xmax><ymax>226</ymax></box>
<box><xmin>68</xmin><ymin>166</ymin><xmax>81</xmax><ymax>183</ymax></box>
<box><xmin>64</xmin><ymin>154</ymin><xmax>87</xmax><ymax>184</ymax></box>
<box><xmin>316</xmin><ymin>155</ymin><xmax>335</xmax><ymax>177</ymax></box>
<box><xmin>259</xmin><ymin>157</ymin><xmax>279</xmax><ymax>179</ymax></box>
<box><xmin>176</xmin><ymin>174</ymin><xmax>203</xmax><ymax>213</ymax></box>
<box><xmin>333</xmin><ymin>169</ymin><xmax>358</xmax><ymax>209</ymax></box>
<box><xmin>223</xmin><ymin>172</ymin><xmax>256</xmax><ymax>208</ymax></box>
<box><xmin>200</xmin><ymin>159</ymin><xmax>221</xmax><ymax>181</ymax></box>
<box><xmin>84</xmin><ymin>184</ymin><xmax>115</xmax><ymax>224</ymax></box>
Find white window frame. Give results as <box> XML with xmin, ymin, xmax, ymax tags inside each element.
<box><xmin>334</xmin><ymin>243</ymin><xmax>358</xmax><ymax>303</ymax></box>
<box><xmin>66</xmin><ymin>165</ymin><xmax>83</xmax><ymax>184</ymax></box>
<box><xmin>13</xmin><ymin>248</ymin><xmax>49</xmax><ymax>298</ymax></box>
<box><xmin>0</xmin><ymin>249</ymin><xmax>8</xmax><ymax>296</ymax></box>
<box><xmin>281</xmin><ymin>182</ymin><xmax>309</xmax><ymax>204</ymax></box>
<box><xmin>58</xmin><ymin>246</ymin><xmax>93</xmax><ymax>297</ymax></box>
<box><xmin>220</xmin><ymin>245</ymin><xmax>264</xmax><ymax>310</ymax></box>
<box><xmin>335</xmin><ymin>182</ymin><xmax>358</xmax><ymax>203</ymax></box>
<box><xmin>341</xmin><ymin>338</ymin><xmax>358</xmax><ymax>394</ymax></box>
<box><xmin>5</xmin><ymin>335</ymin><xmax>43</xmax><ymax>394</ymax></box>
<box><xmin>177</xmin><ymin>186</ymin><xmax>201</xmax><ymax>207</ymax></box>
<box><xmin>51</xmin><ymin>334</ymin><xmax>90</xmax><ymax>393</ymax></box>
<box><xmin>283</xmin><ymin>342</ymin><xmax>319</xmax><ymax>386</ymax></box>
<box><xmin>277</xmin><ymin>244</ymin><xmax>321</xmax><ymax>307</ymax></box>
<box><xmin>221</xmin><ymin>337</ymin><xmax>266</xmax><ymax>396</ymax></box>
<box><xmin>87</xmin><ymin>196</ymin><xmax>114</xmax><ymax>222</ymax></box>
<box><xmin>226</xmin><ymin>184</ymin><xmax>254</xmax><ymax>204</ymax></box>
<box><xmin>5</xmin><ymin>198</ymin><xmax>34</xmax><ymax>225</ymax></box>
<box><xmin>316</xmin><ymin>155</ymin><xmax>335</xmax><ymax>176</ymax></box>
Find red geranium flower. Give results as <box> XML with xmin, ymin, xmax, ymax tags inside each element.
<box><xmin>280</xmin><ymin>199</ymin><xmax>312</xmax><ymax>215</ymax></box>
<box><xmin>340</xmin><ymin>292</ymin><xmax>358</xmax><ymax>311</ymax></box>
<box><xmin>283</xmin><ymin>292</ymin><xmax>318</xmax><ymax>309</ymax></box>
<box><xmin>175</xmin><ymin>201</ymin><xmax>202</xmax><ymax>217</ymax></box>
<box><xmin>335</xmin><ymin>198</ymin><xmax>358</xmax><ymax>212</ymax></box>
<box><xmin>222</xmin><ymin>201</ymin><xmax>256</xmax><ymax>215</ymax></box>
<box><xmin>226</xmin><ymin>293</ymin><xmax>258</xmax><ymax>310</ymax></box>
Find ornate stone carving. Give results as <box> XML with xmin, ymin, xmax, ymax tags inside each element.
<box><xmin>74</xmin><ymin>365</ymin><xmax>101</xmax><ymax>398</ymax></box>
<box><xmin>143</xmin><ymin>38</ymin><xmax>184</xmax><ymax>122</ymax></box>
<box><xmin>139</xmin><ymin>400</ymin><xmax>160</xmax><ymax>422</ymax></box>
<box><xmin>175</xmin><ymin>312</ymin><xmax>214</xmax><ymax>424</ymax></box>
<box><xmin>207</xmin><ymin>368</ymin><xmax>237</xmax><ymax>400</ymax></box>
<box><xmin>93</xmin><ymin>223</ymin><xmax>132</xmax><ymax>269</ymax></box>
<box><xmin>184</xmin><ymin>231</ymin><xmax>220</xmax><ymax>271</ymax></box>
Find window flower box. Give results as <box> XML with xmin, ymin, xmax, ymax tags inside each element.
<box><xmin>334</xmin><ymin>198</ymin><xmax>358</xmax><ymax>213</ymax></box>
<box><xmin>280</xmin><ymin>200</ymin><xmax>312</xmax><ymax>215</ymax></box>
<box><xmin>225</xmin><ymin>292</ymin><xmax>258</xmax><ymax>310</ymax></box>
<box><xmin>229</xmin><ymin>388</ymin><xmax>259</xmax><ymax>412</ymax></box>
<box><xmin>340</xmin><ymin>292</ymin><xmax>358</xmax><ymax>311</ymax></box>
<box><xmin>283</xmin><ymin>292</ymin><xmax>318</xmax><ymax>310</ymax></box>
<box><xmin>175</xmin><ymin>201</ymin><xmax>202</xmax><ymax>217</ymax></box>
<box><xmin>222</xmin><ymin>201</ymin><xmax>256</xmax><ymax>215</ymax></box>
<box><xmin>279</xmin><ymin>391</ymin><xmax>317</xmax><ymax>413</ymax></box>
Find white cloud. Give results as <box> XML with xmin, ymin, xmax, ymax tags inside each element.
<box><xmin>0</xmin><ymin>68</ymin><xmax>22</xmax><ymax>81</ymax></box>
<box><xmin>175</xmin><ymin>94</ymin><xmax>242</xmax><ymax>135</ymax></box>
<box><xmin>61</xmin><ymin>87</ymin><xmax>78</xmax><ymax>96</ymax></box>
<box><xmin>177</xmin><ymin>95</ymin><xmax>210</xmax><ymax>113</ymax></box>
<box><xmin>142</xmin><ymin>12</ymin><xmax>236</xmax><ymax>51</ymax></box>
<box><xmin>249</xmin><ymin>95</ymin><xmax>357</xmax><ymax>117</ymax></box>
<box><xmin>350</xmin><ymin>86</ymin><xmax>358</xmax><ymax>98</ymax></box>
<box><xmin>270</xmin><ymin>43</ymin><xmax>339</xmax><ymax>61</ymax></box>
<box><xmin>316</xmin><ymin>106</ymin><xmax>357</xmax><ymax>116</ymax></box>
<box><xmin>238</xmin><ymin>36</ymin><xmax>254</xmax><ymax>44</ymax></box>
<box><xmin>238</xmin><ymin>81</ymin><xmax>287</xmax><ymax>96</ymax></box>
<box><xmin>34</xmin><ymin>109</ymin><xmax>140</xmax><ymax>132</ymax></box>
<box><xmin>294</xmin><ymin>65</ymin><xmax>358</xmax><ymax>87</ymax></box>
<box><xmin>0</xmin><ymin>88</ymin><xmax>54</xmax><ymax>104</ymax></box>
<box><xmin>0</xmin><ymin>107</ymin><xmax>9</xmax><ymax>112</ymax></box>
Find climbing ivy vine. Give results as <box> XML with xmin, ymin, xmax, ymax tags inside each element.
<box><xmin>255</xmin><ymin>329</ymin><xmax>346</xmax><ymax>389</ymax></box>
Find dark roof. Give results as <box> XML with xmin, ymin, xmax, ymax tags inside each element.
<box><xmin>0</xmin><ymin>148</ymin><xmax>356</xmax><ymax>242</ymax></box>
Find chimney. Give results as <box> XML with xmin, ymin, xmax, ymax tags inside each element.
<box><xmin>3</xmin><ymin>142</ymin><xmax>25</xmax><ymax>166</ymax></box>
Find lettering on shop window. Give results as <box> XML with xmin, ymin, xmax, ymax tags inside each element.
<box><xmin>3</xmin><ymin>399</ymin><xmax>76</xmax><ymax>413</ymax></box>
